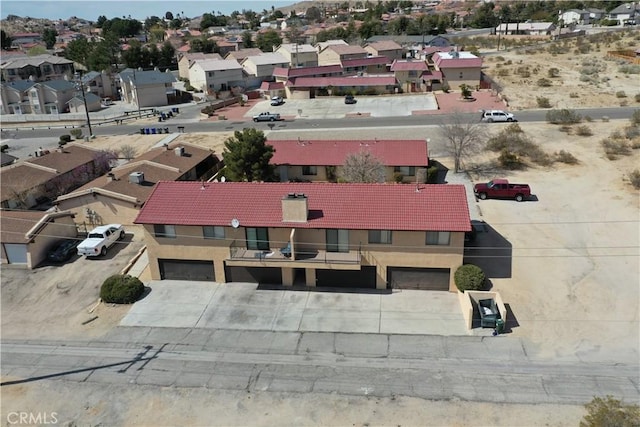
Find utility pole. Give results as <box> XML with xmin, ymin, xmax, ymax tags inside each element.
<box><xmin>74</xmin><ymin>72</ymin><xmax>93</xmax><ymax>138</ymax></box>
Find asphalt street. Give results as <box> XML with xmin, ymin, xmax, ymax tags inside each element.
<box><xmin>2</xmin><ymin>331</ymin><xmax>638</xmax><ymax>404</ymax></box>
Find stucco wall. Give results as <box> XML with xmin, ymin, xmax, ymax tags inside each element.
<box><xmin>57</xmin><ymin>194</ymin><xmax>141</xmax><ymax>226</ymax></box>
<box><xmin>440</xmin><ymin>67</ymin><xmax>481</xmax><ymax>89</ymax></box>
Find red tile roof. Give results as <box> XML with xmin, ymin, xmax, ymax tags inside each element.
<box><xmin>269</xmin><ymin>139</ymin><xmax>428</xmax><ymax>167</ymax></box>
<box><xmin>341</xmin><ymin>56</ymin><xmax>389</xmax><ymax>68</ymax></box>
<box><xmin>134</xmin><ymin>182</ymin><xmax>471</xmax><ymax>232</ymax></box>
<box><xmin>390</xmin><ymin>59</ymin><xmax>428</xmax><ymax>71</ymax></box>
<box><xmin>273</xmin><ymin>65</ymin><xmax>343</xmax><ymax>78</ymax></box>
<box><xmin>260</xmin><ymin>81</ymin><xmax>285</xmax><ymax>91</ymax></box>
<box><xmin>289</xmin><ymin>75</ymin><xmax>396</xmax><ymax>87</ymax></box>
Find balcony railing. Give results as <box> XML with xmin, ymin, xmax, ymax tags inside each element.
<box><xmin>228</xmin><ymin>240</ymin><xmax>361</xmax><ymax>265</ymax></box>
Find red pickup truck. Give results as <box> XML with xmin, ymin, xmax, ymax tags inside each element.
<box><xmin>474</xmin><ymin>179</ymin><xmax>531</xmax><ymax>202</ymax></box>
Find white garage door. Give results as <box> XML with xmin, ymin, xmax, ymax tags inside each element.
<box><xmin>4</xmin><ymin>244</ymin><xmax>28</xmax><ymax>264</ymax></box>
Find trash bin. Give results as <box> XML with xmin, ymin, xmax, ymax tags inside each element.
<box><xmin>140</xmin><ymin>128</ymin><xmax>145</xmax><ymax>135</ymax></box>
<box><xmin>151</xmin><ymin>128</ymin><xmax>157</xmax><ymax>134</ymax></box>
<box><xmin>495</xmin><ymin>319</ymin><xmax>505</xmax><ymax>334</ymax></box>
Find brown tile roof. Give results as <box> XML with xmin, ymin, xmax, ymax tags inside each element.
<box><xmin>0</xmin><ymin>210</ymin><xmax>75</xmax><ymax>243</ymax></box>
<box><xmin>366</xmin><ymin>40</ymin><xmax>403</xmax><ymax>51</ymax></box>
<box><xmin>326</xmin><ymin>45</ymin><xmax>368</xmax><ymax>55</ymax></box>
<box><xmin>133</xmin><ymin>142</ymin><xmax>215</xmax><ymax>173</ymax></box>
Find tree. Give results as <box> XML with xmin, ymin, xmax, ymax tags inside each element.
<box><xmin>95</xmin><ymin>15</ymin><xmax>108</xmax><ymax>28</ymax></box>
<box><xmin>64</xmin><ymin>37</ymin><xmax>92</xmax><ymax>65</ymax></box>
<box><xmin>222</xmin><ymin>129</ymin><xmax>275</xmax><ymax>182</ymax></box>
<box><xmin>580</xmin><ymin>396</ymin><xmax>640</xmax><ymax>427</ymax></box>
<box><xmin>438</xmin><ymin>111</ymin><xmax>488</xmax><ymax>173</ymax></box>
<box><xmin>159</xmin><ymin>42</ymin><xmax>175</xmax><ymax>68</ymax></box>
<box><xmin>358</xmin><ymin>20</ymin><xmax>383</xmax><ymax>39</ymax></box>
<box><xmin>340</xmin><ymin>151</ymin><xmax>385</xmax><ymax>183</ymax></box>
<box><xmin>454</xmin><ymin>264</ymin><xmax>485</xmax><ymax>292</ymax></box>
<box><xmin>119</xmin><ymin>144</ymin><xmax>137</xmax><ymax>160</ymax></box>
<box><xmin>241</xmin><ymin>31</ymin><xmax>254</xmax><ymax>48</ymax></box>
<box><xmin>1</xmin><ymin>30</ymin><xmax>12</xmax><ymax>49</ymax></box>
<box><xmin>42</xmin><ymin>28</ymin><xmax>58</xmax><ymax>49</ymax></box>
<box><xmin>165</xmin><ymin>11</ymin><xmax>174</xmax><ymax>20</ymax></box>
<box><xmin>305</xmin><ymin>6</ymin><xmax>322</xmax><ymax>22</ymax></box>
<box><xmin>256</xmin><ymin>29</ymin><xmax>282</xmax><ymax>52</ymax></box>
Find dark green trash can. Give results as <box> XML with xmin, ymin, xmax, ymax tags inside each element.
<box><xmin>495</xmin><ymin>319</ymin><xmax>505</xmax><ymax>334</ymax></box>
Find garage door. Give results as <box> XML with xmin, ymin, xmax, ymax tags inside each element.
<box><xmin>316</xmin><ymin>266</ymin><xmax>376</xmax><ymax>289</ymax></box>
<box><xmin>159</xmin><ymin>259</ymin><xmax>215</xmax><ymax>281</ymax></box>
<box><xmin>224</xmin><ymin>266</ymin><xmax>282</xmax><ymax>284</ymax></box>
<box><xmin>387</xmin><ymin>267</ymin><xmax>450</xmax><ymax>291</ymax></box>
<box><xmin>4</xmin><ymin>244</ymin><xmax>28</xmax><ymax>264</ymax></box>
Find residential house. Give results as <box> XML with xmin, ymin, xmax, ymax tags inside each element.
<box><xmin>241</xmin><ymin>53</ymin><xmax>289</xmax><ymax>82</ymax></box>
<box><xmin>314</xmin><ymin>39</ymin><xmax>348</xmax><ymax>53</ymax></box>
<box><xmin>286</xmin><ymin>75</ymin><xmax>397</xmax><ymax>98</ymax></box>
<box><xmin>607</xmin><ymin>2</ymin><xmax>640</xmax><ymax>24</ymax></box>
<box><xmin>274</xmin><ymin>43</ymin><xmax>319</xmax><ymax>68</ymax></box>
<box><xmin>224</xmin><ymin>48</ymin><xmax>264</xmax><ymax>62</ymax></box>
<box><xmin>269</xmin><ymin>139</ymin><xmax>429</xmax><ymax>183</ymax></box>
<box><xmin>1</xmin><ymin>210</ymin><xmax>77</xmax><ymax>268</ymax></box>
<box><xmin>27</xmin><ymin>80</ymin><xmax>77</xmax><ymax>115</ymax></box>
<box><xmin>0</xmin><ymin>54</ymin><xmax>74</xmax><ymax>82</ymax></box>
<box><xmin>390</xmin><ymin>59</ymin><xmax>429</xmax><ymax>92</ymax></box>
<box><xmin>67</xmin><ymin>92</ymin><xmax>102</xmax><ymax>113</ymax></box>
<box><xmin>495</xmin><ymin>22</ymin><xmax>556</xmax><ymax>36</ymax></box>
<box><xmin>55</xmin><ymin>142</ymin><xmax>221</xmax><ymax>226</ymax></box>
<box><xmin>118</xmin><ymin>69</ymin><xmax>177</xmax><ymax>108</ymax></box>
<box><xmin>188</xmin><ymin>59</ymin><xmax>244</xmax><ymax>93</ymax></box>
<box><xmin>432</xmin><ymin>51</ymin><xmax>482</xmax><ymax>89</ymax></box>
<box><xmin>364</xmin><ymin>40</ymin><xmax>404</xmax><ymax>63</ymax></box>
<box><xmin>560</xmin><ymin>9</ymin><xmax>592</xmax><ymax>25</ymax></box>
<box><xmin>318</xmin><ymin>44</ymin><xmax>369</xmax><ymax>66</ymax></box>
<box><xmin>366</xmin><ymin>35</ymin><xmax>450</xmax><ymax>49</ymax></box>
<box><xmin>1</xmin><ymin>144</ymin><xmax>111</xmax><ymax>209</ymax></box>
<box><xmin>177</xmin><ymin>53</ymin><xmax>223</xmax><ymax>79</ymax></box>
<box><xmin>341</xmin><ymin>56</ymin><xmax>389</xmax><ymax>75</ymax></box>
<box><xmin>80</xmin><ymin>71</ymin><xmax>116</xmax><ymax>100</ymax></box>
<box><xmin>273</xmin><ymin>64</ymin><xmax>343</xmax><ymax>85</ymax></box>
<box><xmin>134</xmin><ymin>181</ymin><xmax>471</xmax><ymax>291</ymax></box>
<box><xmin>259</xmin><ymin>81</ymin><xmax>286</xmax><ymax>99</ymax></box>
<box><xmin>9</xmin><ymin>32</ymin><xmax>43</xmax><ymax>50</ymax></box>
<box><xmin>0</xmin><ymin>80</ymin><xmax>36</xmax><ymax>114</ymax></box>
<box><xmin>215</xmin><ymin>39</ymin><xmax>241</xmax><ymax>57</ymax></box>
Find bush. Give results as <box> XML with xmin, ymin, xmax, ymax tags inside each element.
<box><xmin>628</xmin><ymin>170</ymin><xmax>640</xmax><ymax>189</ymax></box>
<box><xmin>454</xmin><ymin>264</ymin><xmax>485</xmax><ymax>292</ymax></box>
<box><xmin>575</xmin><ymin>125</ymin><xmax>593</xmax><ymax>136</ymax></box>
<box><xmin>426</xmin><ymin>164</ymin><xmax>439</xmax><ymax>184</ymax></box>
<box><xmin>635</xmin><ymin>94</ymin><xmax>640</xmax><ymax>103</ymax></box>
<box><xmin>0</xmin><ymin>144</ymin><xmax>8</xmax><ymax>153</ymax></box>
<box><xmin>498</xmin><ymin>149</ymin><xmax>525</xmax><ymax>169</ymax></box>
<box><xmin>616</xmin><ymin>91</ymin><xmax>627</xmax><ymax>98</ymax></box>
<box><xmin>536</xmin><ymin>97</ymin><xmax>551</xmax><ymax>108</ymax></box>
<box><xmin>580</xmin><ymin>396</ymin><xmax>640</xmax><ymax>427</ymax></box>
<box><xmin>59</xmin><ymin>135</ymin><xmax>71</xmax><ymax>143</ymax></box>
<box><xmin>537</xmin><ymin>78</ymin><xmax>552</xmax><ymax>87</ymax></box>
<box><xmin>100</xmin><ymin>275</ymin><xmax>144</xmax><ymax>304</ymax></box>
<box><xmin>602</xmin><ymin>139</ymin><xmax>631</xmax><ymax>159</ymax></box>
<box><xmin>631</xmin><ymin>110</ymin><xmax>640</xmax><ymax>126</ymax></box>
<box><xmin>625</xmin><ymin>125</ymin><xmax>640</xmax><ymax>139</ymax></box>
<box><xmin>393</xmin><ymin>172</ymin><xmax>404</xmax><ymax>183</ymax></box>
<box><xmin>555</xmin><ymin>150</ymin><xmax>579</xmax><ymax>164</ymax></box>
<box><xmin>70</xmin><ymin>129</ymin><xmax>83</xmax><ymax>139</ymax></box>
<box><xmin>547</xmin><ymin>67</ymin><xmax>560</xmax><ymax>78</ymax></box>
<box><xmin>546</xmin><ymin>109</ymin><xmax>582</xmax><ymax>124</ymax></box>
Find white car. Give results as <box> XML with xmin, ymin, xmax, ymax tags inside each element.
<box><xmin>77</xmin><ymin>224</ymin><xmax>125</xmax><ymax>257</ymax></box>
<box><xmin>480</xmin><ymin>109</ymin><xmax>517</xmax><ymax>123</ymax></box>
<box><xmin>270</xmin><ymin>96</ymin><xmax>284</xmax><ymax>106</ymax></box>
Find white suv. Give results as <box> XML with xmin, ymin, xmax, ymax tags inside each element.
<box><xmin>480</xmin><ymin>109</ymin><xmax>517</xmax><ymax>123</ymax></box>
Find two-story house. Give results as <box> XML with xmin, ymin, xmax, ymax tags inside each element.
<box><xmin>390</xmin><ymin>59</ymin><xmax>429</xmax><ymax>92</ymax></box>
<box><xmin>274</xmin><ymin>43</ymin><xmax>319</xmax><ymax>68</ymax></box>
<box><xmin>241</xmin><ymin>52</ymin><xmax>289</xmax><ymax>81</ymax></box>
<box><xmin>608</xmin><ymin>2</ymin><xmax>640</xmax><ymax>24</ymax></box>
<box><xmin>177</xmin><ymin>52</ymin><xmax>223</xmax><ymax>79</ymax></box>
<box><xmin>269</xmin><ymin>139</ymin><xmax>429</xmax><ymax>183</ymax></box>
<box><xmin>118</xmin><ymin>69</ymin><xmax>177</xmax><ymax>108</ymax></box>
<box><xmin>364</xmin><ymin>40</ymin><xmax>404</xmax><ymax>63</ymax></box>
<box><xmin>188</xmin><ymin>59</ymin><xmax>244</xmax><ymax>93</ymax></box>
<box><xmin>0</xmin><ymin>80</ymin><xmax>36</xmax><ymax>114</ymax></box>
<box><xmin>27</xmin><ymin>80</ymin><xmax>77</xmax><ymax>115</ymax></box>
<box><xmin>318</xmin><ymin>44</ymin><xmax>369</xmax><ymax>66</ymax></box>
<box><xmin>56</xmin><ymin>142</ymin><xmax>221</xmax><ymax>226</ymax></box>
<box><xmin>134</xmin><ymin>181</ymin><xmax>471</xmax><ymax>291</ymax></box>
<box><xmin>0</xmin><ymin>54</ymin><xmax>74</xmax><ymax>82</ymax></box>
<box><xmin>341</xmin><ymin>56</ymin><xmax>389</xmax><ymax>75</ymax></box>
<box><xmin>80</xmin><ymin>71</ymin><xmax>116</xmax><ymax>100</ymax></box>
<box><xmin>432</xmin><ymin>51</ymin><xmax>482</xmax><ymax>89</ymax></box>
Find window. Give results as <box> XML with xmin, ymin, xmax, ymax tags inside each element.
<box><xmin>154</xmin><ymin>224</ymin><xmax>176</xmax><ymax>238</ymax></box>
<box><xmin>208</xmin><ymin>71</ymin><xmax>214</xmax><ymax>77</ymax></box>
<box><xmin>203</xmin><ymin>226</ymin><xmax>224</xmax><ymax>240</ymax></box>
<box><xmin>326</xmin><ymin>229</ymin><xmax>349</xmax><ymax>252</ymax></box>
<box><xmin>394</xmin><ymin>166</ymin><xmax>415</xmax><ymax>176</ymax></box>
<box><xmin>302</xmin><ymin>166</ymin><xmax>317</xmax><ymax>176</ymax></box>
<box><xmin>369</xmin><ymin>230</ymin><xmax>392</xmax><ymax>244</ymax></box>
<box><xmin>459</xmin><ymin>72</ymin><xmax>464</xmax><ymax>79</ymax></box>
<box><xmin>408</xmin><ymin>70</ymin><xmax>417</xmax><ymax>77</ymax></box>
<box><xmin>426</xmin><ymin>231</ymin><xmax>450</xmax><ymax>246</ymax></box>
<box><xmin>246</xmin><ymin>227</ymin><xmax>269</xmax><ymax>250</ymax></box>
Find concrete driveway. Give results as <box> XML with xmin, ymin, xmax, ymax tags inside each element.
<box><xmin>121</xmin><ymin>281</ymin><xmax>477</xmax><ymax>336</ymax></box>
<box><xmin>246</xmin><ymin>94</ymin><xmax>438</xmax><ymax>120</ymax></box>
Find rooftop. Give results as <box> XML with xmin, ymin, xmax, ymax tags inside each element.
<box><xmin>135</xmin><ymin>181</ymin><xmax>471</xmax><ymax>232</ymax></box>
<box><xmin>289</xmin><ymin>75</ymin><xmax>396</xmax><ymax>88</ymax></box>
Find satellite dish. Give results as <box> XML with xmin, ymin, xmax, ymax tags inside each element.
<box><xmin>231</xmin><ymin>218</ymin><xmax>240</xmax><ymax>228</ymax></box>
<box><xmin>221</xmin><ymin>176</ymin><xmax>226</xmax><ymax>182</ymax></box>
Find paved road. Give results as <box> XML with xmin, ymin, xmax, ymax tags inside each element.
<box><xmin>2</xmin><ymin>331</ymin><xmax>638</xmax><ymax>404</ymax></box>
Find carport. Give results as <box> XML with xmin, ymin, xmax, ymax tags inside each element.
<box><xmin>387</xmin><ymin>267</ymin><xmax>450</xmax><ymax>291</ymax></box>
<box><xmin>159</xmin><ymin>259</ymin><xmax>215</xmax><ymax>281</ymax></box>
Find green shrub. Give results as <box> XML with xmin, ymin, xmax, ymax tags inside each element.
<box><xmin>393</xmin><ymin>172</ymin><xmax>404</xmax><ymax>183</ymax></box>
<box><xmin>618</xmin><ymin>64</ymin><xmax>640</xmax><ymax>74</ymax></box>
<box><xmin>547</xmin><ymin>67</ymin><xmax>560</xmax><ymax>78</ymax></box>
<box><xmin>454</xmin><ymin>264</ymin><xmax>485</xmax><ymax>292</ymax></box>
<box><xmin>585</xmin><ymin>115</ymin><xmax>593</xmax><ymax>122</ymax></box>
<box><xmin>537</xmin><ymin>78</ymin><xmax>552</xmax><ymax>87</ymax></box>
<box><xmin>629</xmin><ymin>170</ymin><xmax>640</xmax><ymax>189</ymax></box>
<box><xmin>546</xmin><ymin>109</ymin><xmax>582</xmax><ymax>124</ymax></box>
<box><xmin>616</xmin><ymin>91</ymin><xmax>627</xmax><ymax>98</ymax></box>
<box><xmin>498</xmin><ymin>149</ymin><xmax>525</xmax><ymax>169</ymax></box>
<box><xmin>555</xmin><ymin>150</ymin><xmax>578</xmax><ymax>164</ymax></box>
<box><xmin>426</xmin><ymin>164</ymin><xmax>439</xmax><ymax>184</ymax></box>
<box><xmin>528</xmin><ymin>146</ymin><xmax>553</xmax><ymax>166</ymax></box>
<box><xmin>559</xmin><ymin>125</ymin><xmax>573</xmax><ymax>134</ymax></box>
<box><xmin>624</xmin><ymin>125</ymin><xmax>640</xmax><ymax>139</ymax></box>
<box><xmin>575</xmin><ymin>125</ymin><xmax>593</xmax><ymax>136</ymax></box>
<box><xmin>497</xmin><ymin>68</ymin><xmax>510</xmax><ymax>77</ymax></box>
<box><xmin>635</xmin><ymin>94</ymin><xmax>640</xmax><ymax>103</ymax></box>
<box><xmin>100</xmin><ymin>275</ymin><xmax>144</xmax><ymax>304</ymax></box>
<box><xmin>631</xmin><ymin>110</ymin><xmax>640</xmax><ymax>126</ymax></box>
<box><xmin>569</xmin><ymin>92</ymin><xmax>579</xmax><ymax>98</ymax></box>
<box><xmin>59</xmin><ymin>135</ymin><xmax>71</xmax><ymax>143</ymax></box>
<box><xmin>0</xmin><ymin>144</ymin><xmax>8</xmax><ymax>153</ymax></box>
<box><xmin>70</xmin><ymin>129</ymin><xmax>83</xmax><ymax>139</ymax></box>
<box><xmin>602</xmin><ymin>139</ymin><xmax>631</xmax><ymax>159</ymax></box>
<box><xmin>580</xmin><ymin>396</ymin><xmax>640</xmax><ymax>427</ymax></box>
<box><xmin>536</xmin><ymin>97</ymin><xmax>551</xmax><ymax>108</ymax></box>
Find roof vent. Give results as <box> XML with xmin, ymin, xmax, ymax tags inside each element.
<box><xmin>175</xmin><ymin>146</ymin><xmax>185</xmax><ymax>156</ymax></box>
<box><xmin>129</xmin><ymin>171</ymin><xmax>144</xmax><ymax>184</ymax></box>
<box><xmin>107</xmin><ymin>172</ymin><xmax>116</xmax><ymax>182</ymax></box>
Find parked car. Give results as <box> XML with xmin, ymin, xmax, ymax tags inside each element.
<box><xmin>474</xmin><ymin>179</ymin><xmax>531</xmax><ymax>202</ymax></box>
<box><xmin>77</xmin><ymin>224</ymin><xmax>125</xmax><ymax>257</ymax></box>
<box><xmin>253</xmin><ymin>112</ymin><xmax>282</xmax><ymax>122</ymax></box>
<box><xmin>480</xmin><ymin>109</ymin><xmax>516</xmax><ymax>123</ymax></box>
<box><xmin>344</xmin><ymin>95</ymin><xmax>357</xmax><ymax>104</ymax></box>
<box><xmin>47</xmin><ymin>239</ymin><xmax>80</xmax><ymax>263</ymax></box>
<box><xmin>270</xmin><ymin>96</ymin><xmax>284</xmax><ymax>106</ymax></box>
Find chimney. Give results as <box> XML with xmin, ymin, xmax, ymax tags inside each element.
<box><xmin>129</xmin><ymin>171</ymin><xmax>144</xmax><ymax>184</ymax></box>
<box><xmin>175</xmin><ymin>146</ymin><xmax>185</xmax><ymax>156</ymax></box>
<box><xmin>281</xmin><ymin>193</ymin><xmax>308</xmax><ymax>223</ymax></box>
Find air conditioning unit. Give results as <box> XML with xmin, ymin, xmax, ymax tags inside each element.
<box><xmin>129</xmin><ymin>171</ymin><xmax>144</xmax><ymax>184</ymax></box>
<box><xmin>175</xmin><ymin>146</ymin><xmax>185</xmax><ymax>157</ymax></box>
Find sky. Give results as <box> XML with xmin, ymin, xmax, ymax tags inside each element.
<box><xmin>1</xmin><ymin>1</ymin><xmax>296</xmax><ymax>21</ymax></box>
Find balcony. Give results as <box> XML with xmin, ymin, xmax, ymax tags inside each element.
<box><xmin>228</xmin><ymin>240</ymin><xmax>361</xmax><ymax>267</ymax></box>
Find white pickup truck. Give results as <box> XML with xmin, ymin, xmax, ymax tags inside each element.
<box><xmin>77</xmin><ymin>224</ymin><xmax>125</xmax><ymax>257</ymax></box>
